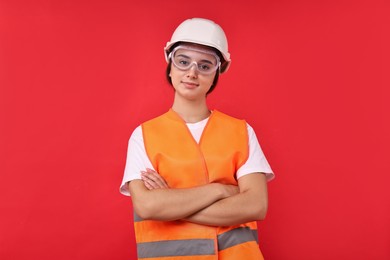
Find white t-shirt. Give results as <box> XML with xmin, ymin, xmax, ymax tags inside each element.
<box><xmin>120</xmin><ymin>117</ymin><xmax>274</xmax><ymax>196</ymax></box>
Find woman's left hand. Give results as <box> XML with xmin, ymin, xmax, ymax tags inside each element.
<box><xmin>141</xmin><ymin>168</ymin><xmax>169</xmax><ymax>190</ymax></box>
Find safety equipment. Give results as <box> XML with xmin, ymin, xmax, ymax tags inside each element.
<box><xmin>133</xmin><ymin>109</ymin><xmax>264</xmax><ymax>260</ymax></box>
<box><xmin>169</xmin><ymin>45</ymin><xmax>221</xmax><ymax>75</ymax></box>
<box><xmin>165</xmin><ymin>18</ymin><xmax>231</xmax><ymax>73</ymax></box>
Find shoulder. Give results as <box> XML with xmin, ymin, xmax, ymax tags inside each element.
<box><xmin>212</xmin><ymin>110</ymin><xmax>257</xmax><ymax>133</ymax></box>
<box><xmin>213</xmin><ymin>110</ymin><xmax>244</xmax><ymax>121</ymax></box>
<box><xmin>128</xmin><ymin>125</ymin><xmax>143</xmax><ymax>144</ymax></box>
<box><xmin>212</xmin><ymin>110</ymin><xmax>247</xmax><ymax>127</ymax></box>
<box><xmin>142</xmin><ymin>112</ymin><xmax>167</xmax><ymax>125</ymax></box>
<box><xmin>245</xmin><ymin>123</ymin><xmax>255</xmax><ymax>135</ymax></box>
<box><xmin>142</xmin><ymin>110</ymin><xmax>182</xmax><ymax>129</ymax></box>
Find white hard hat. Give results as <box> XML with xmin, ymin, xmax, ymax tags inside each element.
<box><xmin>164</xmin><ymin>18</ymin><xmax>231</xmax><ymax>73</ymax></box>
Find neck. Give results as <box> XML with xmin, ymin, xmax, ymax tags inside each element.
<box><xmin>172</xmin><ymin>94</ymin><xmax>210</xmax><ymax>123</ymax></box>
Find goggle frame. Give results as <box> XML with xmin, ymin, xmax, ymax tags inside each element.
<box><xmin>168</xmin><ymin>46</ymin><xmax>221</xmax><ymax>75</ymax></box>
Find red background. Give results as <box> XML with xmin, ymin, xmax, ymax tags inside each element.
<box><xmin>1</xmin><ymin>0</ymin><xmax>389</xmax><ymax>259</ymax></box>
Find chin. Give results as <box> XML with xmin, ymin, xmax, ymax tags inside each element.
<box><xmin>177</xmin><ymin>91</ymin><xmax>206</xmax><ymax>101</ymax></box>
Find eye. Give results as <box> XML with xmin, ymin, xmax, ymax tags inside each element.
<box><xmin>198</xmin><ymin>63</ymin><xmax>211</xmax><ymax>71</ymax></box>
<box><xmin>174</xmin><ymin>55</ymin><xmax>192</xmax><ymax>67</ymax></box>
<box><xmin>179</xmin><ymin>59</ymin><xmax>190</xmax><ymax>66</ymax></box>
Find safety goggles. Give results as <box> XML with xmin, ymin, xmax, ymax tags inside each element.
<box><xmin>168</xmin><ymin>46</ymin><xmax>221</xmax><ymax>75</ymax></box>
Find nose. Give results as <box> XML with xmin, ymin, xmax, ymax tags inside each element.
<box><xmin>186</xmin><ymin>62</ymin><xmax>198</xmax><ymax>78</ymax></box>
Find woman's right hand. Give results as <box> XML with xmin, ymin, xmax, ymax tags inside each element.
<box><xmin>141</xmin><ymin>168</ymin><xmax>169</xmax><ymax>190</ymax></box>
<box><xmin>216</xmin><ymin>183</ymin><xmax>239</xmax><ymax>199</ymax></box>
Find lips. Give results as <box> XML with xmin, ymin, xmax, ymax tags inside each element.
<box><xmin>181</xmin><ymin>81</ymin><xmax>199</xmax><ymax>89</ymax></box>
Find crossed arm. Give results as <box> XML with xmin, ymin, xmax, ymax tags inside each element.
<box><xmin>128</xmin><ymin>169</ymin><xmax>268</xmax><ymax>226</ymax></box>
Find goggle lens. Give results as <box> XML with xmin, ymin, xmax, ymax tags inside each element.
<box><xmin>169</xmin><ymin>46</ymin><xmax>220</xmax><ymax>75</ymax></box>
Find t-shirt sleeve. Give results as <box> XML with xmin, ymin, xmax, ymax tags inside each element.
<box><xmin>236</xmin><ymin>123</ymin><xmax>275</xmax><ymax>181</ymax></box>
<box><xmin>119</xmin><ymin>126</ymin><xmax>155</xmax><ymax>196</ymax></box>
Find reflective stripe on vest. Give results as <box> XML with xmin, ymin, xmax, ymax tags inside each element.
<box><xmin>218</xmin><ymin>227</ymin><xmax>258</xmax><ymax>251</ymax></box>
<box><xmin>137</xmin><ymin>239</ymin><xmax>215</xmax><ymax>258</ymax></box>
<box><xmin>136</xmin><ymin>226</ymin><xmax>258</xmax><ymax>258</ymax></box>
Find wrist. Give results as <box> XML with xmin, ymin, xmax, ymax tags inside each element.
<box><xmin>210</xmin><ymin>183</ymin><xmax>226</xmax><ymax>200</ymax></box>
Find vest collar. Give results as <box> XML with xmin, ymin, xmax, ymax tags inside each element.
<box><xmin>167</xmin><ymin>108</ymin><xmax>218</xmax><ymax>124</ymax></box>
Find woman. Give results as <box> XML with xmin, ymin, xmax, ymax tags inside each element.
<box><xmin>120</xmin><ymin>18</ymin><xmax>274</xmax><ymax>260</ymax></box>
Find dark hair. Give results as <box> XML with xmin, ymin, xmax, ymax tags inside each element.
<box><xmin>165</xmin><ymin>42</ymin><xmax>223</xmax><ymax>95</ymax></box>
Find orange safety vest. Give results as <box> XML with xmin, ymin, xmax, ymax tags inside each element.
<box><xmin>135</xmin><ymin>109</ymin><xmax>264</xmax><ymax>260</ymax></box>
